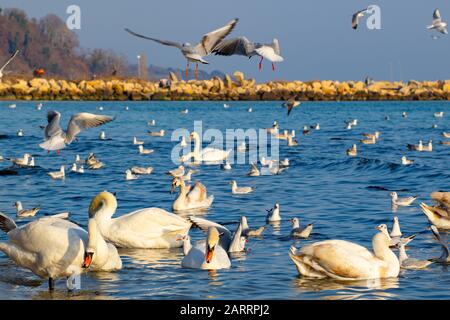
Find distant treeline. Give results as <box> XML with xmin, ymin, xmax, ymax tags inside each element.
<box><xmin>0</xmin><ymin>7</ymin><xmax>224</xmax><ymax>80</ymax></box>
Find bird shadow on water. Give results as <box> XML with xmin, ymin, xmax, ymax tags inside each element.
<box><xmin>291</xmin><ymin>276</ymin><xmax>399</xmax><ymax>300</ymax></box>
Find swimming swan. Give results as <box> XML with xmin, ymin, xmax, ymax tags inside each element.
<box><xmin>181</xmin><ymin>132</ymin><xmax>231</xmax><ymax>163</ymax></box>
<box><xmin>89</xmin><ymin>191</ymin><xmax>191</xmax><ymax>249</ymax></box>
<box><xmin>181</xmin><ymin>227</ymin><xmax>231</xmax><ymax>270</ymax></box>
<box><xmin>289</xmin><ymin>224</ymin><xmax>400</xmax><ymax>280</ymax></box>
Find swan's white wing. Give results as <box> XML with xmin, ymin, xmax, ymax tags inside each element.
<box><xmin>7</xmin><ymin>218</ymin><xmax>86</xmax><ymax>256</ymax></box>
<box><xmin>195</xmin><ymin>18</ymin><xmax>239</xmax><ymax>56</ymax></box>
<box><xmin>108</xmin><ymin>208</ymin><xmax>190</xmax><ymax>242</ymax></box>
<box><xmin>200</xmin><ymin>147</ymin><xmax>230</xmax><ymax>161</ymax></box>
<box><xmin>65</xmin><ymin>113</ymin><xmax>115</xmax><ymax>143</ymax></box>
<box><xmin>298</xmin><ymin>240</ymin><xmax>379</xmax><ymax>279</ymax></box>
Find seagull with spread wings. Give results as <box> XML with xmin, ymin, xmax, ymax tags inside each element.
<box><xmin>427</xmin><ymin>9</ymin><xmax>448</xmax><ymax>34</ymax></box>
<box><xmin>0</xmin><ymin>49</ymin><xmax>19</xmax><ymax>81</ymax></box>
<box><xmin>125</xmin><ymin>18</ymin><xmax>239</xmax><ymax>79</ymax></box>
<box><xmin>212</xmin><ymin>36</ymin><xmax>283</xmax><ymax>71</ymax></box>
<box><xmin>39</xmin><ymin>111</ymin><xmax>115</xmax><ymax>153</ymax></box>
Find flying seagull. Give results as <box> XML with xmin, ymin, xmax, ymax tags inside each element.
<box><xmin>125</xmin><ymin>18</ymin><xmax>239</xmax><ymax>79</ymax></box>
<box><xmin>0</xmin><ymin>49</ymin><xmax>19</xmax><ymax>81</ymax></box>
<box><xmin>39</xmin><ymin>111</ymin><xmax>115</xmax><ymax>153</ymax></box>
<box><xmin>352</xmin><ymin>8</ymin><xmax>369</xmax><ymax>30</ymax></box>
<box><xmin>212</xmin><ymin>36</ymin><xmax>283</xmax><ymax>71</ymax></box>
<box><xmin>283</xmin><ymin>97</ymin><xmax>300</xmax><ymax>116</ymax></box>
<box><xmin>427</xmin><ymin>9</ymin><xmax>448</xmax><ymax>34</ymax></box>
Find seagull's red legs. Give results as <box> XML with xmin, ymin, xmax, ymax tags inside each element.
<box><xmin>186</xmin><ymin>62</ymin><xmax>189</xmax><ymax>78</ymax></box>
<box><xmin>195</xmin><ymin>63</ymin><xmax>199</xmax><ymax>80</ymax></box>
<box><xmin>258</xmin><ymin>57</ymin><xmax>263</xmax><ymax>71</ymax></box>
<box><xmin>272</xmin><ymin>63</ymin><xmax>275</xmax><ymax>71</ymax></box>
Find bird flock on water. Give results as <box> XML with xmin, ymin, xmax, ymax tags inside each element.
<box><xmin>0</xmin><ymin>7</ymin><xmax>449</xmax><ymax>291</ymax></box>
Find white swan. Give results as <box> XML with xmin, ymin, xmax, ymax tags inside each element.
<box><xmin>0</xmin><ymin>209</ymin><xmax>121</xmax><ymax>290</ymax></box>
<box><xmin>181</xmin><ymin>132</ymin><xmax>231</xmax><ymax>163</ymax></box>
<box><xmin>90</xmin><ymin>191</ymin><xmax>191</xmax><ymax>248</ymax></box>
<box><xmin>181</xmin><ymin>227</ymin><xmax>231</xmax><ymax>270</ymax></box>
<box><xmin>171</xmin><ymin>177</ymin><xmax>214</xmax><ymax>212</ymax></box>
<box><xmin>289</xmin><ymin>224</ymin><xmax>400</xmax><ymax>280</ymax></box>
<box><xmin>420</xmin><ymin>201</ymin><xmax>450</xmax><ymax>229</ymax></box>
<box><xmin>188</xmin><ymin>216</ymin><xmax>247</xmax><ymax>253</ymax></box>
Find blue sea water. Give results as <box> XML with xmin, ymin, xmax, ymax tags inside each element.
<box><xmin>0</xmin><ymin>100</ymin><xmax>449</xmax><ymax>300</ymax></box>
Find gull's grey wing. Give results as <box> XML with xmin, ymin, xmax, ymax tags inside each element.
<box><xmin>44</xmin><ymin>110</ymin><xmax>63</xmax><ymax>139</ymax></box>
<box><xmin>212</xmin><ymin>36</ymin><xmax>254</xmax><ymax>57</ymax></box>
<box><xmin>0</xmin><ymin>49</ymin><xmax>19</xmax><ymax>72</ymax></box>
<box><xmin>124</xmin><ymin>28</ymin><xmax>183</xmax><ymax>49</ymax></box>
<box><xmin>65</xmin><ymin>113</ymin><xmax>115</xmax><ymax>143</ymax></box>
<box><xmin>195</xmin><ymin>18</ymin><xmax>239</xmax><ymax>56</ymax></box>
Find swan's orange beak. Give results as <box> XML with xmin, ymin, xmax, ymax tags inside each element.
<box><xmin>205</xmin><ymin>246</ymin><xmax>215</xmax><ymax>263</ymax></box>
<box><xmin>82</xmin><ymin>252</ymin><xmax>94</xmax><ymax>268</ymax></box>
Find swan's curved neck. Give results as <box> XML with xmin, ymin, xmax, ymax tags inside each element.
<box><xmin>372</xmin><ymin>233</ymin><xmax>398</xmax><ymax>266</ymax></box>
<box><xmin>87</xmin><ymin>219</ymin><xmax>110</xmax><ymax>267</ymax></box>
<box><xmin>93</xmin><ymin>200</ymin><xmax>117</xmax><ymax>224</ymax></box>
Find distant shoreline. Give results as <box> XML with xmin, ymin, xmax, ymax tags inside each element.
<box><xmin>1</xmin><ymin>72</ymin><xmax>449</xmax><ymax>102</ymax></box>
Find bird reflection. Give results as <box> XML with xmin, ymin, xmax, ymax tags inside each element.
<box><xmin>292</xmin><ymin>277</ymin><xmax>399</xmax><ymax>300</ymax></box>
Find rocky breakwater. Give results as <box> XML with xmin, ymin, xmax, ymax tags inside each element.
<box><xmin>1</xmin><ymin>72</ymin><xmax>450</xmax><ymax>101</ymax></box>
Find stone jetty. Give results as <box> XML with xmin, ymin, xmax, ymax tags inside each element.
<box><xmin>1</xmin><ymin>71</ymin><xmax>450</xmax><ymax>101</ymax></box>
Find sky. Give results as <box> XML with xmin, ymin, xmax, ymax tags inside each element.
<box><xmin>2</xmin><ymin>0</ymin><xmax>450</xmax><ymax>82</ymax></box>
